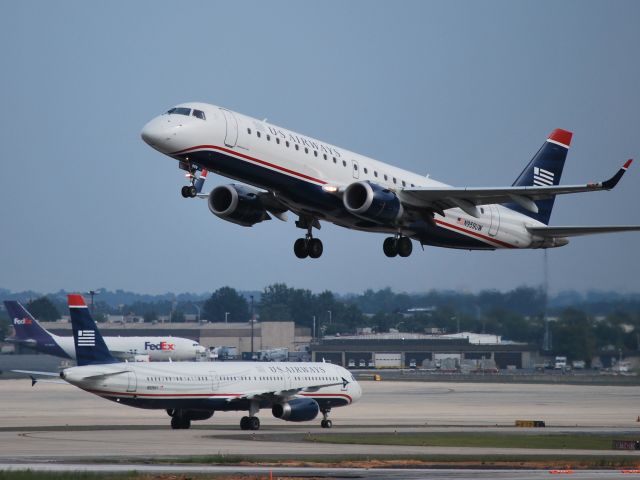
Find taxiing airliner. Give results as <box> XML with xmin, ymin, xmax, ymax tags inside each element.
<box><xmin>4</xmin><ymin>301</ymin><xmax>205</xmax><ymax>362</ymax></box>
<box><xmin>141</xmin><ymin>103</ymin><xmax>640</xmax><ymax>258</ymax></box>
<box><xmin>16</xmin><ymin>295</ymin><xmax>361</xmax><ymax>430</ymax></box>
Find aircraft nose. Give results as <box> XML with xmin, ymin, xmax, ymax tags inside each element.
<box><xmin>140</xmin><ymin>119</ymin><xmax>164</xmax><ymax>147</ymax></box>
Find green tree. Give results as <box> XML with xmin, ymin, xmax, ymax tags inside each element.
<box><xmin>203</xmin><ymin>287</ymin><xmax>249</xmax><ymax>323</ymax></box>
<box><xmin>26</xmin><ymin>296</ymin><xmax>60</xmax><ymax>321</ymax></box>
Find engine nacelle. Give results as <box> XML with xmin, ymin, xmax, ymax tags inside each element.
<box><xmin>272</xmin><ymin>397</ymin><xmax>319</xmax><ymax>422</ymax></box>
<box><xmin>208</xmin><ymin>184</ymin><xmax>269</xmax><ymax>227</ymax></box>
<box><xmin>166</xmin><ymin>408</ymin><xmax>214</xmax><ymax>421</ymax></box>
<box><xmin>343</xmin><ymin>181</ymin><xmax>403</xmax><ymax>224</ymax></box>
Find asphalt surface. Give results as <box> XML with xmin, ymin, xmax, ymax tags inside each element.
<box><xmin>1</xmin><ymin>378</ymin><xmax>640</xmax><ymax>478</ymax></box>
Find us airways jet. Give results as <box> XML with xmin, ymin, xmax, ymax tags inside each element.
<box><xmin>15</xmin><ymin>295</ymin><xmax>361</xmax><ymax>430</ymax></box>
<box><xmin>141</xmin><ymin>103</ymin><xmax>640</xmax><ymax>259</ymax></box>
<box><xmin>3</xmin><ymin>300</ymin><xmax>206</xmax><ymax>362</ymax></box>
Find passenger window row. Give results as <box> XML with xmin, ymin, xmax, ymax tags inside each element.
<box><xmin>245</xmin><ymin>127</ymin><xmax>415</xmax><ymax>188</ymax></box>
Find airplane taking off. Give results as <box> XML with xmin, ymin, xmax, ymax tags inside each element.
<box><xmin>4</xmin><ymin>300</ymin><xmax>206</xmax><ymax>362</ymax></box>
<box><xmin>16</xmin><ymin>295</ymin><xmax>361</xmax><ymax>430</ymax></box>
<box><xmin>141</xmin><ymin>103</ymin><xmax>640</xmax><ymax>258</ymax></box>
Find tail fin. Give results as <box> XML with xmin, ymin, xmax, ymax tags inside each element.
<box><xmin>68</xmin><ymin>294</ymin><xmax>118</xmax><ymax>366</ymax></box>
<box><xmin>3</xmin><ymin>301</ymin><xmax>70</xmax><ymax>358</ymax></box>
<box><xmin>504</xmin><ymin>129</ymin><xmax>572</xmax><ymax>224</ymax></box>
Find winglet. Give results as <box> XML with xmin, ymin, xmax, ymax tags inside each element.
<box><xmin>602</xmin><ymin>159</ymin><xmax>633</xmax><ymax>190</ymax></box>
<box><xmin>547</xmin><ymin>129</ymin><xmax>573</xmax><ymax>149</ymax></box>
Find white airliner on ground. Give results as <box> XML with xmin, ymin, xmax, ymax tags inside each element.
<box><xmin>4</xmin><ymin>301</ymin><xmax>206</xmax><ymax>362</ymax></box>
<box><xmin>141</xmin><ymin>103</ymin><xmax>640</xmax><ymax>258</ymax></box>
<box><xmin>16</xmin><ymin>295</ymin><xmax>361</xmax><ymax>430</ymax></box>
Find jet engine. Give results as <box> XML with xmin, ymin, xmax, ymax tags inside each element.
<box><xmin>271</xmin><ymin>397</ymin><xmax>319</xmax><ymax>422</ymax></box>
<box><xmin>343</xmin><ymin>181</ymin><xmax>403</xmax><ymax>224</ymax></box>
<box><xmin>166</xmin><ymin>409</ymin><xmax>214</xmax><ymax>421</ymax></box>
<box><xmin>208</xmin><ymin>184</ymin><xmax>270</xmax><ymax>227</ymax></box>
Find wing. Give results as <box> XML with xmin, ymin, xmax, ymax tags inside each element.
<box><xmin>226</xmin><ymin>378</ymin><xmax>350</xmax><ymax>404</ymax></box>
<box><xmin>398</xmin><ymin>160</ymin><xmax>633</xmax><ymax>218</ymax></box>
<box><xmin>527</xmin><ymin>225</ymin><xmax>640</xmax><ymax>238</ymax></box>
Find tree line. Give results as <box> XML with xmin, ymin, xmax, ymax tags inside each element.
<box><xmin>2</xmin><ymin>285</ymin><xmax>640</xmax><ymax>362</ymax></box>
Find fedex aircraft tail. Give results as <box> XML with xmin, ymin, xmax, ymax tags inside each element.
<box><xmin>504</xmin><ymin>128</ymin><xmax>572</xmax><ymax>225</ymax></box>
<box><xmin>3</xmin><ymin>300</ymin><xmax>70</xmax><ymax>358</ymax></box>
<box><xmin>68</xmin><ymin>294</ymin><xmax>118</xmax><ymax>366</ymax></box>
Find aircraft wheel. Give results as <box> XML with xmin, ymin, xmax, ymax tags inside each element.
<box><xmin>398</xmin><ymin>237</ymin><xmax>413</xmax><ymax>257</ymax></box>
<box><xmin>240</xmin><ymin>416</ymin><xmax>250</xmax><ymax>430</ymax></box>
<box><xmin>249</xmin><ymin>416</ymin><xmax>260</xmax><ymax>430</ymax></box>
<box><xmin>294</xmin><ymin>238</ymin><xmax>309</xmax><ymax>258</ymax></box>
<box><xmin>308</xmin><ymin>238</ymin><xmax>323</xmax><ymax>259</ymax></box>
<box><xmin>180</xmin><ymin>186</ymin><xmax>190</xmax><ymax>198</ymax></box>
<box><xmin>383</xmin><ymin>237</ymin><xmax>398</xmax><ymax>257</ymax></box>
<box><xmin>321</xmin><ymin>419</ymin><xmax>332</xmax><ymax>428</ymax></box>
<box><xmin>188</xmin><ymin>185</ymin><xmax>197</xmax><ymax>197</ymax></box>
<box><xmin>171</xmin><ymin>415</ymin><xmax>190</xmax><ymax>429</ymax></box>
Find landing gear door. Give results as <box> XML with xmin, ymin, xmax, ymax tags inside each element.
<box><xmin>351</xmin><ymin>160</ymin><xmax>360</xmax><ymax>179</ymax></box>
<box><xmin>220</xmin><ymin>108</ymin><xmax>238</xmax><ymax>148</ymax></box>
<box><xmin>488</xmin><ymin>205</ymin><xmax>500</xmax><ymax>237</ymax></box>
<box><xmin>126</xmin><ymin>371</ymin><xmax>137</xmax><ymax>393</ymax></box>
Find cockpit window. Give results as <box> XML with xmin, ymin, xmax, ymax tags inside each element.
<box><xmin>166</xmin><ymin>107</ymin><xmax>191</xmax><ymax>116</ymax></box>
<box><xmin>192</xmin><ymin>109</ymin><xmax>206</xmax><ymax>120</ymax></box>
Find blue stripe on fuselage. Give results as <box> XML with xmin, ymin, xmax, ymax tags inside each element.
<box><xmin>176</xmin><ymin>148</ymin><xmax>496</xmax><ymax>250</ymax></box>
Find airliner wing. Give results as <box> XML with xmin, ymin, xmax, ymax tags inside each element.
<box><xmin>398</xmin><ymin>160</ymin><xmax>633</xmax><ymax>217</ymax></box>
<box><xmin>527</xmin><ymin>225</ymin><xmax>640</xmax><ymax>238</ymax></box>
<box><xmin>229</xmin><ymin>378</ymin><xmax>350</xmax><ymax>403</ymax></box>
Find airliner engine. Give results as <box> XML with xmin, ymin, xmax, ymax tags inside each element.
<box><xmin>272</xmin><ymin>397</ymin><xmax>319</xmax><ymax>422</ymax></box>
<box><xmin>208</xmin><ymin>184</ymin><xmax>270</xmax><ymax>227</ymax></box>
<box><xmin>343</xmin><ymin>181</ymin><xmax>403</xmax><ymax>224</ymax></box>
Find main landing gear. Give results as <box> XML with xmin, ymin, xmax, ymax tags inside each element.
<box><xmin>320</xmin><ymin>407</ymin><xmax>332</xmax><ymax>428</ymax></box>
<box><xmin>294</xmin><ymin>216</ymin><xmax>323</xmax><ymax>259</ymax></box>
<box><xmin>383</xmin><ymin>234</ymin><xmax>413</xmax><ymax>258</ymax></box>
<box><xmin>240</xmin><ymin>416</ymin><xmax>260</xmax><ymax>430</ymax></box>
<box><xmin>170</xmin><ymin>413</ymin><xmax>191</xmax><ymax>430</ymax></box>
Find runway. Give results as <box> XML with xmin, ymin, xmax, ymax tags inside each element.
<box><xmin>3</xmin><ymin>463</ymin><xmax>640</xmax><ymax>480</ymax></box>
<box><xmin>1</xmin><ymin>378</ymin><xmax>639</xmax><ymax>478</ymax></box>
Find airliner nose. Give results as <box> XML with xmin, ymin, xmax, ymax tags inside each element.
<box><xmin>140</xmin><ymin>120</ymin><xmax>162</xmax><ymax>147</ymax></box>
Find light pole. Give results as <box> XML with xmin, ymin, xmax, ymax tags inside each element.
<box><xmin>327</xmin><ymin>310</ymin><xmax>332</xmax><ymax>324</ymax></box>
<box><xmin>194</xmin><ymin>304</ymin><xmax>201</xmax><ymax>323</ymax></box>
<box><xmin>312</xmin><ymin>315</ymin><xmax>316</xmax><ymax>341</ymax></box>
<box><xmin>250</xmin><ymin>295</ymin><xmax>255</xmax><ymax>358</ymax></box>
<box><xmin>225</xmin><ymin>312</ymin><xmax>230</xmax><ymax>323</ymax></box>
<box><xmin>86</xmin><ymin>290</ymin><xmax>100</xmax><ymax>315</ymax></box>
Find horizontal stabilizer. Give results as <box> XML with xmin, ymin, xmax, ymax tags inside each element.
<box><xmin>12</xmin><ymin>369</ymin><xmax>60</xmax><ymax>377</ymax></box>
<box><xmin>527</xmin><ymin>225</ymin><xmax>640</xmax><ymax>238</ymax></box>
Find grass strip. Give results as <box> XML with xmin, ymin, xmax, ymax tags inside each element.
<box><xmin>304</xmin><ymin>432</ymin><xmax>640</xmax><ymax>450</ymax></box>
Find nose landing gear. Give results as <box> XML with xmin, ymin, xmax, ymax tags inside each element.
<box><xmin>383</xmin><ymin>234</ymin><xmax>413</xmax><ymax>258</ymax></box>
<box><xmin>320</xmin><ymin>407</ymin><xmax>333</xmax><ymax>428</ymax></box>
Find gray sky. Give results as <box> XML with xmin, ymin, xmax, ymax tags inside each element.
<box><xmin>1</xmin><ymin>0</ymin><xmax>639</xmax><ymax>295</ymax></box>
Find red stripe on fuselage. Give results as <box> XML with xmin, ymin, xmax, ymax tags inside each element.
<box><xmin>435</xmin><ymin>219</ymin><xmax>516</xmax><ymax>249</ymax></box>
<box><xmin>171</xmin><ymin>144</ymin><xmax>327</xmax><ymax>185</ymax></box>
<box><xmin>86</xmin><ymin>388</ymin><xmax>352</xmax><ymax>403</ymax></box>
<box><xmin>173</xmin><ymin>144</ymin><xmax>516</xmax><ymax>250</ymax></box>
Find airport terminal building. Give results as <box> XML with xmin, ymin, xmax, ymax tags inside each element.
<box><xmin>310</xmin><ymin>332</ymin><xmax>539</xmax><ymax>370</ymax></box>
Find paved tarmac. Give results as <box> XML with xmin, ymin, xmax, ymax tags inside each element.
<box><xmin>2</xmin><ymin>464</ymin><xmax>639</xmax><ymax>479</ymax></box>
<box><xmin>0</xmin><ymin>378</ymin><xmax>639</xmax><ymax>475</ymax></box>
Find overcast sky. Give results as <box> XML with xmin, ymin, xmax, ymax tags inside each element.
<box><xmin>1</xmin><ymin>0</ymin><xmax>638</xmax><ymax>295</ymax></box>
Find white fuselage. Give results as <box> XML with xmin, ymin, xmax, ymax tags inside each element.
<box><xmin>142</xmin><ymin>102</ymin><xmax>562</xmax><ymax>250</ymax></box>
<box><xmin>50</xmin><ymin>332</ymin><xmax>205</xmax><ymax>361</ymax></box>
<box><xmin>62</xmin><ymin>361</ymin><xmax>361</xmax><ymax>412</ymax></box>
